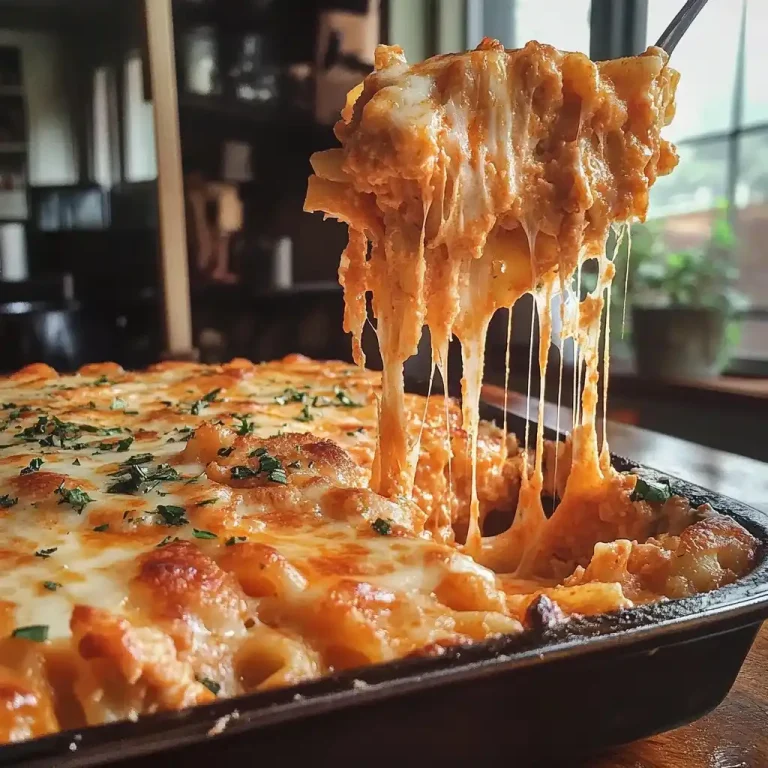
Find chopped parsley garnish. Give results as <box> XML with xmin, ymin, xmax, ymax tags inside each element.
<box><xmin>0</xmin><ymin>495</ymin><xmax>18</xmax><ymax>508</ymax></box>
<box><xmin>274</xmin><ymin>388</ymin><xmax>307</xmax><ymax>406</ymax></box>
<box><xmin>107</xmin><ymin>463</ymin><xmax>180</xmax><ymax>495</ymax></box>
<box><xmin>156</xmin><ymin>535</ymin><xmax>180</xmax><ymax>548</ymax></box>
<box><xmin>193</xmin><ymin>529</ymin><xmax>217</xmax><ymax>540</ymax></box>
<box><xmin>225</xmin><ymin>536</ymin><xmax>246</xmax><ymax>546</ymax></box>
<box><xmin>196</xmin><ymin>498</ymin><xmax>217</xmax><ymax>507</ymax></box>
<box><xmin>197</xmin><ymin>676</ymin><xmax>220</xmax><ymax>695</ymax></box>
<box><xmin>296</xmin><ymin>404</ymin><xmax>313</xmax><ymax>422</ymax></box>
<box><xmin>230</xmin><ymin>465</ymin><xmax>258</xmax><ymax>480</ymax></box>
<box><xmin>268</xmin><ymin>468</ymin><xmax>288</xmax><ymax>484</ymax></box>
<box><xmin>190</xmin><ymin>389</ymin><xmax>220</xmax><ymax>416</ymax></box>
<box><xmin>12</xmin><ymin>625</ymin><xmax>49</xmax><ymax>642</ymax></box>
<box><xmin>93</xmin><ymin>375</ymin><xmax>111</xmax><ymax>386</ymax></box>
<box><xmin>334</xmin><ymin>388</ymin><xmax>360</xmax><ymax>407</ymax></box>
<box><xmin>43</xmin><ymin>581</ymin><xmax>61</xmax><ymax>591</ymax></box>
<box><xmin>286</xmin><ymin>460</ymin><xmax>301</xmax><ymax>469</ymax></box>
<box><xmin>1</xmin><ymin>402</ymin><xmax>17</xmax><ymax>409</ymax></box>
<box><xmin>21</xmin><ymin>416</ymin><xmax>122</xmax><ymax>448</ymax></box>
<box><xmin>20</xmin><ymin>415</ymin><xmax>49</xmax><ymax>438</ymax></box>
<box><xmin>155</xmin><ymin>504</ymin><xmax>188</xmax><ymax>527</ymax></box>
<box><xmin>258</xmin><ymin>454</ymin><xmax>281</xmax><ymax>473</ymax></box>
<box><xmin>371</xmin><ymin>518</ymin><xmax>393</xmax><ymax>536</ymax></box>
<box><xmin>346</xmin><ymin>428</ymin><xmax>365</xmax><ymax>437</ymax></box>
<box><xmin>230</xmin><ymin>448</ymin><xmax>289</xmax><ymax>485</ymax></box>
<box><xmin>631</xmin><ymin>477</ymin><xmax>672</xmax><ymax>504</ymax></box>
<box><xmin>234</xmin><ymin>416</ymin><xmax>255</xmax><ymax>436</ymax></box>
<box><xmin>217</xmin><ymin>446</ymin><xmax>234</xmax><ymax>457</ymax></box>
<box><xmin>20</xmin><ymin>457</ymin><xmax>43</xmax><ymax>475</ymax></box>
<box><xmin>110</xmin><ymin>397</ymin><xmax>126</xmax><ymax>410</ymax></box>
<box><xmin>120</xmin><ymin>452</ymin><xmax>154</xmax><ymax>467</ymax></box>
<box><xmin>93</xmin><ymin>523</ymin><xmax>109</xmax><ymax>532</ymax></box>
<box><xmin>311</xmin><ymin>395</ymin><xmax>332</xmax><ymax>407</ymax></box>
<box><xmin>35</xmin><ymin>547</ymin><xmax>57</xmax><ymax>559</ymax></box>
<box><xmin>99</xmin><ymin>436</ymin><xmax>134</xmax><ymax>452</ymax></box>
<box><xmin>56</xmin><ymin>485</ymin><xmax>93</xmax><ymax>514</ymax></box>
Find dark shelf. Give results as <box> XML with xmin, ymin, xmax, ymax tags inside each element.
<box><xmin>178</xmin><ymin>92</ymin><xmax>325</xmax><ymax>132</ymax></box>
<box><xmin>172</xmin><ymin>0</ymin><xmax>274</xmax><ymax>33</ymax></box>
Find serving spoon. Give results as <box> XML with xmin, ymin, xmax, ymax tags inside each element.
<box><xmin>655</xmin><ymin>0</ymin><xmax>710</xmax><ymax>54</ymax></box>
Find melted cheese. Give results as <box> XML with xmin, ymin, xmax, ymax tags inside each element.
<box><xmin>305</xmin><ymin>37</ymin><xmax>679</xmax><ymax>569</ymax></box>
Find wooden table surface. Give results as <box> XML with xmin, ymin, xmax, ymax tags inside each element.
<box><xmin>483</xmin><ymin>385</ymin><xmax>768</xmax><ymax>768</ymax></box>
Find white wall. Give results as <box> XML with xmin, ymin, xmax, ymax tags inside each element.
<box><xmin>0</xmin><ymin>30</ymin><xmax>78</xmax><ymax>186</ymax></box>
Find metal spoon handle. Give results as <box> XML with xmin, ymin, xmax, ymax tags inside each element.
<box><xmin>655</xmin><ymin>0</ymin><xmax>710</xmax><ymax>54</ymax></box>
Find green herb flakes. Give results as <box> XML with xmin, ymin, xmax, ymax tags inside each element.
<box><xmin>631</xmin><ymin>477</ymin><xmax>672</xmax><ymax>505</ymax></box>
<box><xmin>35</xmin><ymin>547</ymin><xmax>57</xmax><ymax>559</ymax></box>
<box><xmin>196</xmin><ymin>676</ymin><xmax>220</xmax><ymax>695</ymax></box>
<box><xmin>20</xmin><ymin>457</ymin><xmax>43</xmax><ymax>475</ymax></box>
<box><xmin>371</xmin><ymin>518</ymin><xmax>393</xmax><ymax>536</ymax></box>
<box><xmin>12</xmin><ymin>625</ymin><xmax>49</xmax><ymax>642</ymax></box>
<box><xmin>155</xmin><ymin>504</ymin><xmax>188</xmax><ymax>527</ymax></box>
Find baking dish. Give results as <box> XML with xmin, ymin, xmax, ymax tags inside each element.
<box><xmin>3</xmin><ymin>403</ymin><xmax>767</xmax><ymax>767</ymax></box>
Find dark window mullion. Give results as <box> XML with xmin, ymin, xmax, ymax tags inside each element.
<box><xmin>590</xmin><ymin>0</ymin><xmax>647</xmax><ymax>60</ymax></box>
<box><xmin>673</xmin><ymin>122</ymin><xmax>768</xmax><ymax>150</ymax></box>
<box><xmin>726</xmin><ymin>0</ymin><xmax>748</xmax><ymax>218</ymax></box>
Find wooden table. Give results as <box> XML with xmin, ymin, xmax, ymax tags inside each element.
<box><xmin>482</xmin><ymin>385</ymin><xmax>768</xmax><ymax>768</ymax></box>
<box><xmin>584</xmin><ymin>628</ymin><xmax>768</xmax><ymax>767</ymax></box>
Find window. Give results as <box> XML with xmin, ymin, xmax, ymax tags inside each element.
<box><xmin>92</xmin><ymin>65</ymin><xmax>120</xmax><ymax>188</ymax></box>
<box><xmin>468</xmin><ymin>0</ymin><xmax>591</xmax><ymax>54</ymax></box>
<box><xmin>644</xmin><ymin>0</ymin><xmax>768</xmax><ymax>364</ymax></box>
<box><xmin>444</xmin><ymin>0</ymin><xmax>768</xmax><ymax>365</ymax></box>
<box><xmin>123</xmin><ymin>52</ymin><xmax>157</xmax><ymax>182</ymax></box>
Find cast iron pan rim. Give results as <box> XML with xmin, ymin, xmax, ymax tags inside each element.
<box><xmin>5</xmin><ymin>404</ymin><xmax>768</xmax><ymax>767</ymax></box>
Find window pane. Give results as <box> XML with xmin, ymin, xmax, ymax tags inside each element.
<box><xmin>646</xmin><ymin>0</ymin><xmax>742</xmax><ymax>142</ymax></box>
<box><xmin>743</xmin><ymin>0</ymin><xmax>768</xmax><ymax>128</ymax></box>
<box><xmin>123</xmin><ymin>53</ymin><xmax>157</xmax><ymax>182</ymax></box>
<box><xmin>511</xmin><ymin>0</ymin><xmax>591</xmax><ymax>55</ymax></box>
<box><xmin>735</xmin><ymin>130</ymin><xmax>768</xmax><ymax>315</ymax></box>
<box><xmin>737</xmin><ymin>129</ymin><xmax>768</xmax><ymax>206</ymax></box>
<box><xmin>476</xmin><ymin>0</ymin><xmax>591</xmax><ymax>54</ymax></box>
<box><xmin>647</xmin><ymin>139</ymin><xmax>729</xmax><ymax>218</ymax></box>
<box><xmin>734</xmin><ymin>318</ymin><xmax>768</xmax><ymax>361</ymax></box>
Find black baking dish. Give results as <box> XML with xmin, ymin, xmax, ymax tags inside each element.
<box><xmin>3</xmin><ymin>404</ymin><xmax>768</xmax><ymax>768</ymax></box>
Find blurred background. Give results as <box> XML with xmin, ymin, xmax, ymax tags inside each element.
<box><xmin>0</xmin><ymin>0</ymin><xmax>764</xmax><ymax>459</ymax></box>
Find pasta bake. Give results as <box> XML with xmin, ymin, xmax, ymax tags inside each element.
<box><xmin>0</xmin><ymin>357</ymin><xmax>757</xmax><ymax>743</ymax></box>
<box><xmin>0</xmin><ymin>39</ymin><xmax>759</xmax><ymax>745</ymax></box>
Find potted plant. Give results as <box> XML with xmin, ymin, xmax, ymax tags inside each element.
<box><xmin>621</xmin><ymin>202</ymin><xmax>747</xmax><ymax>379</ymax></box>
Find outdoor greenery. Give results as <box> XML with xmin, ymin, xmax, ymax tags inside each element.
<box><xmin>613</xmin><ymin>201</ymin><xmax>748</xmax><ymax>316</ymax></box>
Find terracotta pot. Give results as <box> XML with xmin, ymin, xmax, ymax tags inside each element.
<box><xmin>631</xmin><ymin>306</ymin><xmax>731</xmax><ymax>380</ymax></box>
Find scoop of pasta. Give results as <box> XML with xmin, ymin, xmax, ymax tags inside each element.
<box><xmin>305</xmin><ymin>38</ymin><xmax>679</xmax><ymax>567</ymax></box>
